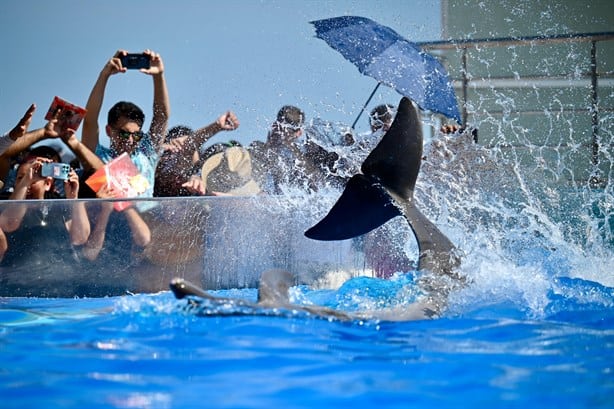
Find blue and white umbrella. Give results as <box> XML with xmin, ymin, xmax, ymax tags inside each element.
<box><xmin>311</xmin><ymin>16</ymin><xmax>461</xmax><ymax>126</ymax></box>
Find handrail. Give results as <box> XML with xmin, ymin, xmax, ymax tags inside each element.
<box><xmin>417</xmin><ymin>32</ymin><xmax>614</xmax><ymax>174</ymax></box>
<box><xmin>417</xmin><ymin>31</ymin><xmax>614</xmax><ymax>50</ymax></box>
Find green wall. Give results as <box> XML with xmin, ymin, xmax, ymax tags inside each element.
<box><xmin>438</xmin><ymin>0</ymin><xmax>614</xmax><ymax>187</ymax></box>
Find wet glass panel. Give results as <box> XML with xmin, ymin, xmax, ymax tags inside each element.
<box><xmin>0</xmin><ymin>196</ymin><xmax>414</xmax><ymax>297</ymax></box>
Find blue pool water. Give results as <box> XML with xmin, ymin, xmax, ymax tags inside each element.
<box><xmin>1</xmin><ymin>271</ymin><xmax>613</xmax><ymax>408</ymax></box>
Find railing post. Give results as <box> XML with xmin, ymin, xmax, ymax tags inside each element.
<box><xmin>590</xmin><ymin>40</ymin><xmax>599</xmax><ymax>166</ymax></box>
<box><xmin>589</xmin><ymin>40</ymin><xmax>601</xmax><ymax>187</ymax></box>
<box><xmin>461</xmin><ymin>47</ymin><xmax>469</xmax><ymax>130</ymax></box>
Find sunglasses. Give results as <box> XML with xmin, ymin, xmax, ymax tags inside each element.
<box><xmin>116</xmin><ymin>129</ymin><xmax>146</xmax><ymax>141</ymax></box>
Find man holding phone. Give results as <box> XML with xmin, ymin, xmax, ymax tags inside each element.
<box><xmin>80</xmin><ymin>49</ymin><xmax>170</xmax><ymax>200</ymax></box>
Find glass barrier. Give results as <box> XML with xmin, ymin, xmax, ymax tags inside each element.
<box><xmin>0</xmin><ymin>196</ymin><xmax>415</xmax><ymax>297</ymax></box>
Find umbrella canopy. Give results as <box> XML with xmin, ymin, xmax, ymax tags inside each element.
<box><xmin>311</xmin><ymin>16</ymin><xmax>461</xmax><ymax>124</ymax></box>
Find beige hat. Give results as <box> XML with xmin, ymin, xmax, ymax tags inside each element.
<box><xmin>201</xmin><ymin>146</ymin><xmax>262</xmax><ymax>195</ymax></box>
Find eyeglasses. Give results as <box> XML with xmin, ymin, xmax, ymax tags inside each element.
<box><xmin>116</xmin><ymin>129</ymin><xmax>146</xmax><ymax>141</ymax></box>
<box><xmin>274</xmin><ymin>121</ymin><xmax>303</xmax><ymax>133</ymax></box>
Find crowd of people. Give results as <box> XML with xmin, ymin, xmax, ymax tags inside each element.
<box><xmin>0</xmin><ymin>48</ymin><xmax>464</xmax><ymax>282</ymax></box>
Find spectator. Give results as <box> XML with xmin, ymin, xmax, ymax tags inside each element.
<box><xmin>154</xmin><ymin>111</ymin><xmax>239</xmax><ymax>197</ymax></box>
<box><xmin>0</xmin><ymin>145</ymin><xmax>91</xmax><ymax>279</ymax></box>
<box><xmin>0</xmin><ymin>105</ymin><xmax>109</xmax><ymax>196</ymax></box>
<box><xmin>369</xmin><ymin>103</ymin><xmax>396</xmax><ymax>133</ymax></box>
<box><xmin>199</xmin><ymin>141</ymin><xmax>262</xmax><ymax>195</ymax></box>
<box><xmin>81</xmin><ymin>49</ymin><xmax>170</xmax><ymax>199</ymax></box>
<box><xmin>248</xmin><ymin>105</ymin><xmax>320</xmax><ymax>194</ymax></box>
<box><xmin>354</xmin><ymin>103</ymin><xmax>396</xmax><ymax>152</ymax></box>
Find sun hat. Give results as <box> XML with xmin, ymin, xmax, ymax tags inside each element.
<box><xmin>200</xmin><ymin>145</ymin><xmax>261</xmax><ymax>195</ymax></box>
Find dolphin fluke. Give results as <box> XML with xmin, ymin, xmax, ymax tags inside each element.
<box><xmin>305</xmin><ymin>96</ymin><xmax>422</xmax><ymax>242</ymax></box>
<box><xmin>304</xmin><ymin>174</ymin><xmax>401</xmax><ymax>240</ymax></box>
<box><xmin>305</xmin><ymin>97</ymin><xmax>421</xmax><ymax>241</ymax></box>
<box><xmin>305</xmin><ymin>96</ymin><xmax>460</xmax><ymax>278</ymax></box>
<box><xmin>361</xmin><ymin>96</ymin><xmax>423</xmax><ymax>199</ymax></box>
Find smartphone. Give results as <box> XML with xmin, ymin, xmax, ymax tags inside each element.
<box><xmin>41</xmin><ymin>163</ymin><xmax>71</xmax><ymax>180</ymax></box>
<box><xmin>120</xmin><ymin>53</ymin><xmax>151</xmax><ymax>70</ymax></box>
<box><xmin>44</xmin><ymin>96</ymin><xmax>87</xmax><ymax>132</ymax></box>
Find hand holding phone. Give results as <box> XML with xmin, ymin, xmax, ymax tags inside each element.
<box><xmin>120</xmin><ymin>53</ymin><xmax>151</xmax><ymax>70</ymax></box>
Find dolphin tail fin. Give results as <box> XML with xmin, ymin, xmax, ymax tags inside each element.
<box><xmin>305</xmin><ymin>97</ymin><xmax>421</xmax><ymax>241</ymax></box>
<box><xmin>304</xmin><ymin>175</ymin><xmax>402</xmax><ymax>240</ymax></box>
<box><xmin>305</xmin><ymin>96</ymin><xmax>461</xmax><ymax>277</ymax></box>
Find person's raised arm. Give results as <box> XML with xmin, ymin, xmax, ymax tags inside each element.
<box><xmin>0</xmin><ymin>106</ymin><xmax>59</xmax><ymax>160</ymax></box>
<box><xmin>0</xmin><ymin>104</ymin><xmax>37</xmax><ymax>182</ymax></box>
<box><xmin>61</xmin><ymin>130</ymin><xmax>105</xmax><ymax>173</ymax></box>
<box><xmin>3</xmin><ymin>103</ymin><xmax>37</xmax><ymax>146</ymax></box>
<box><xmin>142</xmin><ymin>49</ymin><xmax>170</xmax><ymax>151</ymax></box>
<box><xmin>0</xmin><ymin>112</ymin><xmax>65</xmax><ymax>186</ymax></box>
<box><xmin>185</xmin><ymin>111</ymin><xmax>239</xmax><ymax>153</ymax></box>
<box><xmin>63</xmin><ymin>169</ymin><xmax>90</xmax><ymax>245</ymax></box>
<box><xmin>0</xmin><ymin>162</ymin><xmax>37</xmax><ymax>232</ymax></box>
<box><xmin>82</xmin><ymin>188</ymin><xmax>114</xmax><ymax>261</ymax></box>
<box><xmin>0</xmin><ymin>114</ymin><xmax>104</xmax><ymax>183</ymax></box>
<box><xmin>82</xmin><ymin>51</ymin><xmax>127</xmax><ymax>152</ymax></box>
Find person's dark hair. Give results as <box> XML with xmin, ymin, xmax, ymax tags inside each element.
<box><xmin>276</xmin><ymin>105</ymin><xmax>305</xmax><ymax>131</ymax></box>
<box><xmin>108</xmin><ymin>101</ymin><xmax>145</xmax><ymax>128</ymax></box>
<box><xmin>24</xmin><ymin>145</ymin><xmax>61</xmax><ymax>163</ymax></box>
<box><xmin>166</xmin><ymin>125</ymin><xmax>193</xmax><ymax>141</ymax></box>
<box><xmin>16</xmin><ymin>145</ymin><xmax>62</xmax><ymax>198</ymax></box>
<box><xmin>369</xmin><ymin>104</ymin><xmax>395</xmax><ymax>130</ymax></box>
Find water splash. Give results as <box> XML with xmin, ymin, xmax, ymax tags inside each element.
<box><xmin>277</xmin><ymin>105</ymin><xmax>613</xmax><ymax>320</ymax></box>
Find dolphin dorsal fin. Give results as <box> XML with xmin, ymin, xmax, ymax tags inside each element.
<box><xmin>257</xmin><ymin>269</ymin><xmax>294</xmax><ymax>306</ymax></box>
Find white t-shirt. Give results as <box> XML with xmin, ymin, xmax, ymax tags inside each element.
<box><xmin>0</xmin><ymin>133</ymin><xmax>14</xmax><ymax>155</ymax></box>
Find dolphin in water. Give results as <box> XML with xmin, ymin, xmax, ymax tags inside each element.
<box><xmin>170</xmin><ymin>269</ymin><xmax>352</xmax><ymax>321</ymax></box>
<box><xmin>170</xmin><ymin>97</ymin><xmax>462</xmax><ymax>320</ymax></box>
<box><xmin>304</xmin><ymin>96</ymin><xmax>463</xmax><ymax>318</ymax></box>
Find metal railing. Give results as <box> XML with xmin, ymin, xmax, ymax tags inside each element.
<box><xmin>418</xmin><ymin>32</ymin><xmax>614</xmax><ymax>168</ymax></box>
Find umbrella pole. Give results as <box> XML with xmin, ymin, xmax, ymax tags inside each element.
<box><xmin>351</xmin><ymin>82</ymin><xmax>381</xmax><ymax>129</ymax></box>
